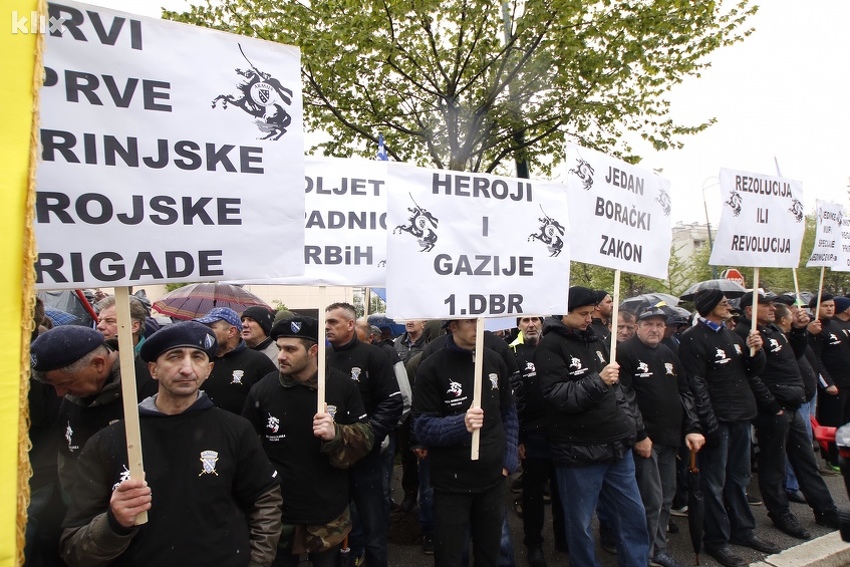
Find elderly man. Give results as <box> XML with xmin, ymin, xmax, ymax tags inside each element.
<box><xmin>30</xmin><ymin>326</ymin><xmax>154</xmax><ymax>497</ymax></box>
<box><xmin>536</xmin><ymin>286</ymin><xmax>649</xmax><ymax>567</ymax></box>
<box><xmin>325</xmin><ymin>302</ymin><xmax>402</xmax><ymax>567</ymax></box>
<box><xmin>679</xmin><ymin>290</ymin><xmax>778</xmax><ymax>567</ymax></box>
<box><xmin>243</xmin><ymin>316</ymin><xmax>373</xmax><ymax>567</ymax></box>
<box><xmin>241</xmin><ymin>306</ymin><xmax>278</xmax><ymax>362</ymax></box>
<box><xmin>60</xmin><ymin>321</ymin><xmax>282</xmax><ymax>567</ymax></box>
<box><xmin>736</xmin><ymin>292</ymin><xmax>842</xmax><ymax>539</ymax></box>
<box><xmin>617</xmin><ymin>308</ymin><xmax>704</xmax><ymax>567</ymax></box>
<box><xmin>194</xmin><ymin>307</ymin><xmax>276</xmax><ymax>414</ymax></box>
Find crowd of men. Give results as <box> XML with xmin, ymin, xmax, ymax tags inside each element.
<box><xmin>23</xmin><ymin>286</ymin><xmax>850</xmax><ymax>567</ymax></box>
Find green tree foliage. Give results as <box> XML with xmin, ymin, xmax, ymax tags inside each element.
<box><xmin>165</xmin><ymin>0</ymin><xmax>755</xmax><ymax>174</ymax></box>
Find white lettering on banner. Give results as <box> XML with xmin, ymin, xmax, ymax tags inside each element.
<box><xmin>305</xmin><ymin>176</ymin><xmax>384</xmax><ymax>196</ymax></box>
<box><xmin>36</xmin><ymin>192</ymin><xmax>241</xmax><ymax>225</ymax></box>
<box><xmin>35</xmin><ymin>250</ymin><xmax>223</xmax><ymax>284</ymax></box>
<box><xmin>40</xmin><ymin>130</ymin><xmax>264</xmax><ymax>173</ymax></box>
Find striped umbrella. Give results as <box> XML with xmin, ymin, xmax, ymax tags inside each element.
<box><xmin>152</xmin><ymin>283</ymin><xmax>271</xmax><ymax>320</ymax></box>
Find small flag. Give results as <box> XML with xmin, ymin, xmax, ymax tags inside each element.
<box><xmin>376</xmin><ymin>134</ymin><xmax>388</xmax><ymax>161</ymax></box>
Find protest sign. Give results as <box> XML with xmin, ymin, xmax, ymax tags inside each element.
<box><xmin>832</xmin><ymin>207</ymin><xmax>850</xmax><ymax>272</ymax></box>
<box><xmin>807</xmin><ymin>200</ymin><xmax>844</xmax><ymax>267</ymax></box>
<box><xmin>563</xmin><ymin>142</ymin><xmax>673</xmax><ymax>280</ymax></box>
<box><xmin>385</xmin><ymin>164</ymin><xmax>570</xmax><ymax>319</ymax></box>
<box><xmin>35</xmin><ymin>1</ymin><xmax>305</xmax><ymax>288</ymax></box>
<box><xmin>237</xmin><ymin>157</ymin><xmax>388</xmax><ymax>286</ymax></box>
<box><xmin>709</xmin><ymin>168</ymin><xmax>805</xmax><ymax>268</ymax></box>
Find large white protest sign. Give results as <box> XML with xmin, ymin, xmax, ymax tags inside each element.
<box><xmin>563</xmin><ymin>143</ymin><xmax>672</xmax><ymax>279</ymax></box>
<box><xmin>386</xmin><ymin>164</ymin><xmax>570</xmax><ymax>319</ymax></box>
<box><xmin>35</xmin><ymin>1</ymin><xmax>305</xmax><ymax>289</ymax></box>
<box><xmin>709</xmin><ymin>168</ymin><xmax>805</xmax><ymax>268</ymax></box>
<box><xmin>832</xmin><ymin>208</ymin><xmax>850</xmax><ymax>273</ymax></box>
<box><xmin>807</xmin><ymin>200</ymin><xmax>844</xmax><ymax>267</ymax></box>
<box><xmin>235</xmin><ymin>157</ymin><xmax>388</xmax><ymax>286</ymax></box>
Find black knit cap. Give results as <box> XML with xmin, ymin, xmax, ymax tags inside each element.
<box><xmin>568</xmin><ymin>286</ymin><xmax>602</xmax><ymax>312</ymax></box>
<box><xmin>695</xmin><ymin>289</ymin><xmax>725</xmax><ymax>317</ymax></box>
<box><xmin>241</xmin><ymin>306</ymin><xmax>275</xmax><ymax>336</ymax></box>
<box><xmin>809</xmin><ymin>294</ymin><xmax>834</xmax><ymax>309</ymax></box>
<box><xmin>270</xmin><ymin>315</ymin><xmax>319</xmax><ymax>343</ymax></box>
<box><xmin>140</xmin><ymin>321</ymin><xmax>218</xmax><ymax>362</ymax></box>
<box><xmin>30</xmin><ymin>326</ymin><xmax>105</xmax><ymax>372</ymax></box>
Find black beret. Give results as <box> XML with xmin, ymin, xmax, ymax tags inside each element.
<box><xmin>809</xmin><ymin>294</ymin><xmax>834</xmax><ymax>309</ymax></box>
<box><xmin>140</xmin><ymin>321</ymin><xmax>217</xmax><ymax>362</ymax></box>
<box><xmin>568</xmin><ymin>286</ymin><xmax>601</xmax><ymax>311</ymax></box>
<box><xmin>739</xmin><ymin>291</ymin><xmax>777</xmax><ymax>309</ymax></box>
<box><xmin>835</xmin><ymin>296</ymin><xmax>850</xmax><ymax>314</ymax></box>
<box><xmin>241</xmin><ymin>306</ymin><xmax>274</xmax><ymax>336</ymax></box>
<box><xmin>637</xmin><ymin>307</ymin><xmax>667</xmax><ymax>322</ymax></box>
<box><xmin>695</xmin><ymin>289</ymin><xmax>725</xmax><ymax>317</ymax></box>
<box><xmin>30</xmin><ymin>326</ymin><xmax>105</xmax><ymax>372</ymax></box>
<box><xmin>270</xmin><ymin>315</ymin><xmax>319</xmax><ymax>343</ymax></box>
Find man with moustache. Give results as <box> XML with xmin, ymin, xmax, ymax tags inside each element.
<box><xmin>617</xmin><ymin>307</ymin><xmax>704</xmax><ymax>567</ymax></box>
<box><xmin>679</xmin><ymin>290</ymin><xmax>778</xmax><ymax>567</ymax></box>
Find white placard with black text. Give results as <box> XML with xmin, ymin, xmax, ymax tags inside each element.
<box><xmin>807</xmin><ymin>200</ymin><xmax>844</xmax><ymax>267</ymax></box>
<box><xmin>386</xmin><ymin>164</ymin><xmax>570</xmax><ymax>319</ymax></box>
<box><xmin>563</xmin><ymin>142</ymin><xmax>672</xmax><ymax>280</ymax></box>
<box><xmin>35</xmin><ymin>1</ymin><xmax>305</xmax><ymax>288</ymax></box>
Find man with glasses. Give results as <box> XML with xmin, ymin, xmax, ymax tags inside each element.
<box><xmin>679</xmin><ymin>290</ymin><xmax>778</xmax><ymax>567</ymax></box>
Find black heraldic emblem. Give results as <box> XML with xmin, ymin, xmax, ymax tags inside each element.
<box><xmin>394</xmin><ymin>194</ymin><xmax>439</xmax><ymax>252</ymax></box>
<box><xmin>528</xmin><ymin>205</ymin><xmax>565</xmax><ymax>257</ymax></box>
<box><xmin>212</xmin><ymin>44</ymin><xmax>293</xmax><ymax>141</ymax></box>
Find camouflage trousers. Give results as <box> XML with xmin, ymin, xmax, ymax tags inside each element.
<box><xmin>278</xmin><ymin>506</ymin><xmax>351</xmax><ymax>555</ymax></box>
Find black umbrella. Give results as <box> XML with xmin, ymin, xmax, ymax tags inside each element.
<box><xmin>687</xmin><ymin>449</ymin><xmax>705</xmax><ymax>565</ymax></box>
<box><xmin>680</xmin><ymin>279</ymin><xmax>748</xmax><ymax>301</ymax></box>
<box><xmin>619</xmin><ymin>292</ymin><xmax>679</xmax><ymax>313</ymax></box>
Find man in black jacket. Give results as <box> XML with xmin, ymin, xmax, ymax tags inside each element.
<box><xmin>325</xmin><ymin>302</ymin><xmax>402</xmax><ymax>567</ymax></box>
<box><xmin>536</xmin><ymin>286</ymin><xmax>649</xmax><ymax>567</ymax></box>
<box><xmin>736</xmin><ymin>292</ymin><xmax>842</xmax><ymax>539</ymax></box>
<box><xmin>243</xmin><ymin>315</ymin><xmax>374</xmax><ymax>566</ymax></box>
<box><xmin>618</xmin><ymin>308</ymin><xmax>704</xmax><ymax>567</ymax></box>
<box><xmin>413</xmin><ymin>318</ymin><xmax>518</xmax><ymax>567</ymax></box>
<box><xmin>679</xmin><ymin>290</ymin><xmax>778</xmax><ymax>567</ymax></box>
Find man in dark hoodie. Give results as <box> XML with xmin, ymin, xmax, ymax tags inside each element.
<box><xmin>60</xmin><ymin>321</ymin><xmax>282</xmax><ymax>567</ymax></box>
<box><xmin>535</xmin><ymin>286</ymin><xmax>649</xmax><ymax>567</ymax></box>
<box><xmin>735</xmin><ymin>292</ymin><xmax>842</xmax><ymax>539</ymax></box>
<box><xmin>679</xmin><ymin>289</ymin><xmax>778</xmax><ymax>567</ymax></box>
<box><xmin>413</xmin><ymin>318</ymin><xmax>518</xmax><ymax>567</ymax></box>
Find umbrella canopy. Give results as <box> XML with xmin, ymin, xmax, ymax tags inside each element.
<box><xmin>619</xmin><ymin>292</ymin><xmax>679</xmax><ymax>313</ymax></box>
<box><xmin>687</xmin><ymin>449</ymin><xmax>705</xmax><ymax>565</ymax></box>
<box><xmin>679</xmin><ymin>279</ymin><xmax>748</xmax><ymax>301</ymax></box>
<box><xmin>44</xmin><ymin>306</ymin><xmax>81</xmax><ymax>326</ymax></box>
<box><xmin>657</xmin><ymin>304</ymin><xmax>692</xmax><ymax>325</ymax></box>
<box><xmin>152</xmin><ymin>283</ymin><xmax>271</xmax><ymax>320</ymax></box>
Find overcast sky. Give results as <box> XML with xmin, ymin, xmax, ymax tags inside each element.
<box><xmin>90</xmin><ymin>0</ymin><xmax>850</xmax><ymax>226</ymax></box>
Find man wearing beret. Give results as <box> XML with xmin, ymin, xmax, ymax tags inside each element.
<box><xmin>242</xmin><ymin>316</ymin><xmax>374</xmax><ymax>567</ymax></box>
<box><xmin>194</xmin><ymin>307</ymin><xmax>276</xmax><ymax>415</ymax></box>
<box><xmin>31</xmin><ymin>326</ymin><xmax>155</xmax><ymax>499</ymax></box>
<box><xmin>60</xmin><ymin>321</ymin><xmax>283</xmax><ymax>567</ymax></box>
<box><xmin>736</xmin><ymin>292</ymin><xmax>842</xmax><ymax>540</ymax></box>
<box><xmin>679</xmin><ymin>290</ymin><xmax>777</xmax><ymax>567</ymax></box>
<box><xmin>535</xmin><ymin>286</ymin><xmax>649</xmax><ymax>567</ymax></box>
<box><xmin>242</xmin><ymin>306</ymin><xmax>279</xmax><ymax>363</ymax></box>
<box><xmin>617</xmin><ymin>308</ymin><xmax>704</xmax><ymax>567</ymax></box>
